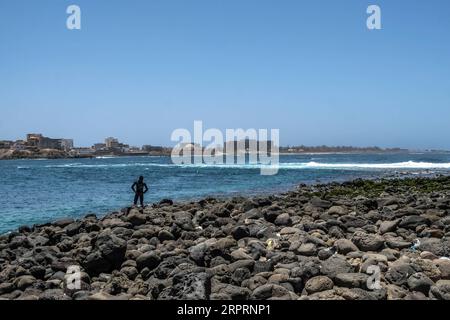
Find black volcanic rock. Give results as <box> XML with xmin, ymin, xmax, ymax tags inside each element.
<box><xmin>2</xmin><ymin>176</ymin><xmax>450</xmax><ymax>300</ymax></box>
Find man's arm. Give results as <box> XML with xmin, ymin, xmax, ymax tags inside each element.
<box><xmin>144</xmin><ymin>183</ymin><xmax>149</xmax><ymax>194</ymax></box>
<box><xmin>131</xmin><ymin>182</ymin><xmax>137</xmax><ymax>193</ymax></box>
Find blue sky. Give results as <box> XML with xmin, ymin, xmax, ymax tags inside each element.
<box><xmin>0</xmin><ymin>0</ymin><xmax>449</xmax><ymax>149</ymax></box>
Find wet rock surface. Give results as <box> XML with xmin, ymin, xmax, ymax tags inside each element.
<box><xmin>1</xmin><ymin>176</ymin><xmax>450</xmax><ymax>300</ymax></box>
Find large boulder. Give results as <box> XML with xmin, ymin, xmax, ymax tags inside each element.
<box><xmin>385</xmin><ymin>263</ymin><xmax>416</xmax><ymax>286</ymax></box>
<box><xmin>14</xmin><ymin>275</ymin><xmax>36</xmax><ymax>291</ymax></box>
<box><xmin>351</xmin><ymin>231</ymin><xmax>385</xmax><ymax>252</ymax></box>
<box><xmin>310</xmin><ymin>197</ymin><xmax>332</xmax><ymax>209</ymax></box>
<box><xmin>251</xmin><ymin>283</ymin><xmax>298</xmax><ymax>300</ymax></box>
<box><xmin>430</xmin><ymin>280</ymin><xmax>450</xmax><ymax>300</ymax></box>
<box><xmin>378</xmin><ymin>220</ymin><xmax>399</xmax><ymax>234</ymax></box>
<box><xmin>321</xmin><ymin>255</ymin><xmax>354</xmax><ymax>280</ymax></box>
<box><xmin>170</xmin><ymin>272</ymin><xmax>211</xmax><ymax>300</ymax></box>
<box><xmin>398</xmin><ymin>216</ymin><xmax>430</xmax><ymax>229</ymax></box>
<box><xmin>126</xmin><ymin>210</ymin><xmax>147</xmax><ymax>226</ymax></box>
<box><xmin>231</xmin><ymin>226</ymin><xmax>250</xmax><ymax>240</ymax></box>
<box><xmin>418</xmin><ymin>238</ymin><xmax>450</xmax><ymax>257</ymax></box>
<box><xmin>407</xmin><ymin>273</ymin><xmax>434</xmax><ymax>294</ymax></box>
<box><xmin>334</xmin><ymin>273</ymin><xmax>369</xmax><ymax>289</ymax></box>
<box><xmin>136</xmin><ymin>251</ymin><xmax>161</xmax><ymax>271</ymax></box>
<box><xmin>304</xmin><ymin>276</ymin><xmax>334</xmax><ymax>294</ymax></box>
<box><xmin>334</xmin><ymin>239</ymin><xmax>358</xmax><ymax>255</ymax></box>
<box><xmin>83</xmin><ymin>231</ymin><xmax>127</xmax><ymax>275</ymax></box>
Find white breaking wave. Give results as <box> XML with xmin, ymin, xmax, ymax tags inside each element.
<box><xmin>293</xmin><ymin>161</ymin><xmax>450</xmax><ymax>169</ymax></box>
<box><xmin>20</xmin><ymin>160</ymin><xmax>450</xmax><ymax>170</ymax></box>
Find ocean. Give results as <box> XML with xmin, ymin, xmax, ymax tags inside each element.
<box><xmin>1</xmin><ymin>152</ymin><xmax>450</xmax><ymax>234</ymax></box>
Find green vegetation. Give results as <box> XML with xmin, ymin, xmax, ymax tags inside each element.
<box><xmin>309</xmin><ymin>176</ymin><xmax>450</xmax><ymax>199</ymax></box>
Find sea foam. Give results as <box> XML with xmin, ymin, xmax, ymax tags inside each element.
<box><xmin>31</xmin><ymin>160</ymin><xmax>450</xmax><ymax>170</ymax></box>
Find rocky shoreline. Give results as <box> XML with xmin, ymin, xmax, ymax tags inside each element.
<box><xmin>1</xmin><ymin>176</ymin><xmax>450</xmax><ymax>300</ymax></box>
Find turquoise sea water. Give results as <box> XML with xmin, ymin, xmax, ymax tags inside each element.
<box><xmin>1</xmin><ymin>153</ymin><xmax>450</xmax><ymax>234</ymax></box>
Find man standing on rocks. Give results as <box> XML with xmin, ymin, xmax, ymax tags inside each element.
<box><xmin>131</xmin><ymin>176</ymin><xmax>149</xmax><ymax>208</ymax></box>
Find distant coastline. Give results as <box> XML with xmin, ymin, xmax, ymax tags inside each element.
<box><xmin>2</xmin><ymin>147</ymin><xmax>450</xmax><ymax>161</ymax></box>
<box><xmin>4</xmin><ymin>133</ymin><xmax>450</xmax><ymax>161</ymax></box>
<box><xmin>0</xmin><ymin>149</ymin><xmax>171</xmax><ymax>160</ymax></box>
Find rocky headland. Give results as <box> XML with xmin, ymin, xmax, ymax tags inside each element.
<box><xmin>1</xmin><ymin>176</ymin><xmax>450</xmax><ymax>300</ymax></box>
<box><xmin>0</xmin><ymin>149</ymin><xmax>70</xmax><ymax>160</ymax></box>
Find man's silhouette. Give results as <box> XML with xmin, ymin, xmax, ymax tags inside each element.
<box><xmin>131</xmin><ymin>176</ymin><xmax>148</xmax><ymax>207</ymax></box>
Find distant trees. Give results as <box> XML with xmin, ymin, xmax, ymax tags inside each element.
<box><xmin>279</xmin><ymin>145</ymin><xmax>406</xmax><ymax>153</ymax></box>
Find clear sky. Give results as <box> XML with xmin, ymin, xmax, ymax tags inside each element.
<box><xmin>1</xmin><ymin>0</ymin><xmax>449</xmax><ymax>149</ymax></box>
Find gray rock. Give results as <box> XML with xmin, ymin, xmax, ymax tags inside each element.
<box><xmin>378</xmin><ymin>220</ymin><xmax>399</xmax><ymax>234</ymax></box>
<box><xmin>212</xmin><ymin>282</ymin><xmax>251</xmax><ymax>300</ymax></box>
<box><xmin>430</xmin><ymin>280</ymin><xmax>450</xmax><ymax>300</ymax></box>
<box><xmin>254</xmin><ymin>260</ymin><xmax>274</xmax><ymax>274</ymax></box>
<box><xmin>407</xmin><ymin>272</ymin><xmax>434</xmax><ymax>294</ymax></box>
<box><xmin>318</xmin><ymin>248</ymin><xmax>335</xmax><ymax>260</ymax></box>
<box><xmin>335</xmin><ymin>287</ymin><xmax>386</xmax><ymax>300</ymax></box>
<box><xmin>29</xmin><ymin>266</ymin><xmax>46</xmax><ymax>280</ymax></box>
<box><xmin>334</xmin><ymin>273</ymin><xmax>369</xmax><ymax>289</ymax></box>
<box><xmin>64</xmin><ymin>221</ymin><xmax>83</xmax><ymax>236</ymax></box>
<box><xmin>131</xmin><ymin>227</ymin><xmax>159</xmax><ymax>239</ymax></box>
<box><xmin>136</xmin><ymin>251</ymin><xmax>161</xmax><ymax>271</ymax></box>
<box><xmin>310</xmin><ymin>197</ymin><xmax>332</xmax><ymax>209</ymax></box>
<box><xmin>83</xmin><ymin>231</ymin><xmax>127</xmax><ymax>274</ymax></box>
<box><xmin>418</xmin><ymin>238</ymin><xmax>449</xmax><ymax>257</ymax></box>
<box><xmin>14</xmin><ymin>275</ymin><xmax>36</xmax><ymax>291</ymax></box>
<box><xmin>304</xmin><ymin>276</ymin><xmax>334</xmax><ymax>294</ymax></box>
<box><xmin>385</xmin><ymin>237</ymin><xmax>411</xmax><ymax>249</ymax></box>
<box><xmin>251</xmin><ymin>283</ymin><xmax>297</xmax><ymax>300</ymax></box>
<box><xmin>189</xmin><ymin>243</ymin><xmax>208</xmax><ymax>265</ymax></box>
<box><xmin>327</xmin><ymin>206</ymin><xmax>347</xmax><ymax>216</ymax></box>
<box><xmin>399</xmin><ymin>216</ymin><xmax>430</xmax><ymax>229</ymax></box>
<box><xmin>274</xmin><ymin>213</ymin><xmax>292</xmax><ymax>226</ymax></box>
<box><xmin>231</xmin><ymin>226</ymin><xmax>250</xmax><ymax>240</ymax></box>
<box><xmin>297</xmin><ymin>243</ymin><xmax>317</xmax><ymax>256</ymax></box>
<box><xmin>121</xmin><ymin>266</ymin><xmax>139</xmax><ymax>280</ymax></box>
<box><xmin>0</xmin><ymin>283</ymin><xmax>14</xmax><ymax>295</ymax></box>
<box><xmin>96</xmin><ymin>231</ymin><xmax>127</xmax><ymax>266</ymax></box>
<box><xmin>158</xmin><ymin>230</ymin><xmax>175</xmax><ymax>241</ymax></box>
<box><xmin>351</xmin><ymin>231</ymin><xmax>384</xmax><ymax>252</ymax></box>
<box><xmin>385</xmin><ymin>263</ymin><xmax>415</xmax><ymax>286</ymax></box>
<box><xmin>321</xmin><ymin>255</ymin><xmax>354</xmax><ymax>280</ymax></box>
<box><xmin>435</xmin><ymin>259</ymin><xmax>450</xmax><ymax>280</ymax></box>
<box><xmin>341</xmin><ymin>216</ymin><xmax>368</xmax><ymax>229</ymax></box>
<box><xmin>39</xmin><ymin>289</ymin><xmax>71</xmax><ymax>300</ymax></box>
<box><xmin>53</xmin><ymin>218</ymin><xmax>75</xmax><ymax>228</ymax></box>
<box><xmin>334</xmin><ymin>239</ymin><xmax>358</xmax><ymax>255</ymax></box>
<box><xmin>84</xmin><ymin>251</ymin><xmax>110</xmax><ymax>275</ymax></box>
<box><xmin>127</xmin><ymin>211</ymin><xmax>147</xmax><ymax>226</ymax></box>
<box><xmin>171</xmin><ymin>272</ymin><xmax>211</xmax><ymax>300</ymax></box>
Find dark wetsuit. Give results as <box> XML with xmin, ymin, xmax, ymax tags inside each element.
<box><xmin>132</xmin><ymin>180</ymin><xmax>148</xmax><ymax>206</ymax></box>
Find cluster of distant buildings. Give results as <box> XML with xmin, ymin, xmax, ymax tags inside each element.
<box><xmin>0</xmin><ymin>134</ymin><xmax>409</xmax><ymax>159</ymax></box>
<box><xmin>0</xmin><ymin>134</ymin><xmax>74</xmax><ymax>152</ymax></box>
<box><xmin>0</xmin><ymin>134</ymin><xmax>278</xmax><ymax>158</ymax></box>
<box><xmin>174</xmin><ymin>139</ymin><xmax>277</xmax><ymax>156</ymax></box>
<box><xmin>0</xmin><ymin>134</ymin><xmax>169</xmax><ymax>157</ymax></box>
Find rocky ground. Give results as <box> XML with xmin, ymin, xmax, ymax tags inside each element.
<box><xmin>0</xmin><ymin>149</ymin><xmax>69</xmax><ymax>160</ymax></box>
<box><xmin>1</xmin><ymin>176</ymin><xmax>450</xmax><ymax>300</ymax></box>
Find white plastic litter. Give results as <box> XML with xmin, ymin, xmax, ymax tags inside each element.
<box><xmin>411</xmin><ymin>239</ymin><xmax>421</xmax><ymax>251</ymax></box>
